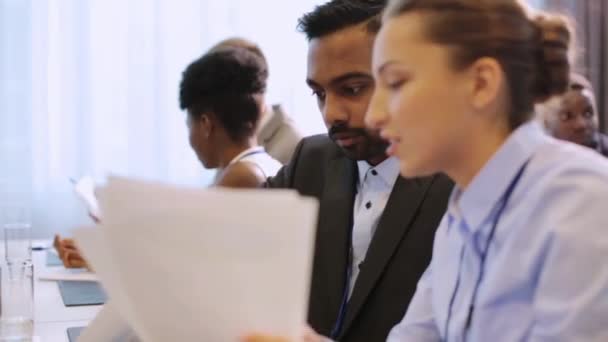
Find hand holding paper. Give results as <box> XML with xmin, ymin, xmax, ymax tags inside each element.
<box><xmin>53</xmin><ymin>235</ymin><xmax>89</xmax><ymax>269</ymax></box>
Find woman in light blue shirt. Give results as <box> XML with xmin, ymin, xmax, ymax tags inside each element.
<box><xmin>366</xmin><ymin>0</ymin><xmax>608</xmax><ymax>341</ymax></box>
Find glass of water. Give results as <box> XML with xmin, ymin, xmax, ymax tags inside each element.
<box><xmin>0</xmin><ymin>261</ymin><xmax>34</xmax><ymax>341</ymax></box>
<box><xmin>1</xmin><ymin>206</ymin><xmax>31</xmax><ymax>265</ymax></box>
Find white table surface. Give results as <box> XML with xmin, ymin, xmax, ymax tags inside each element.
<box><xmin>28</xmin><ymin>241</ymin><xmax>102</xmax><ymax>341</ymax></box>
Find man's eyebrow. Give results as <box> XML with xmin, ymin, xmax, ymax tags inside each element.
<box><xmin>330</xmin><ymin>72</ymin><xmax>373</xmax><ymax>86</ymax></box>
<box><xmin>306</xmin><ymin>72</ymin><xmax>372</xmax><ymax>89</ymax></box>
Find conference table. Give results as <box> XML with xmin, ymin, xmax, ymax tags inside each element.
<box><xmin>30</xmin><ymin>241</ymin><xmax>102</xmax><ymax>342</ymax></box>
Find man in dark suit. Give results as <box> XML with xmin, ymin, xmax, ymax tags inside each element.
<box><xmin>261</xmin><ymin>1</ymin><xmax>453</xmax><ymax>341</ymax></box>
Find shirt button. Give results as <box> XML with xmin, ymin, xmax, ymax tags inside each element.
<box><xmin>371</xmin><ymin>170</ymin><xmax>378</xmax><ymax>176</ymax></box>
<box><xmin>365</xmin><ymin>201</ymin><xmax>372</xmax><ymax>209</ymax></box>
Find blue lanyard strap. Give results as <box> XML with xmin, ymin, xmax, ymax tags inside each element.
<box><xmin>464</xmin><ymin>158</ymin><xmax>531</xmax><ymax>332</ymax></box>
<box><xmin>445</xmin><ymin>157</ymin><xmax>532</xmax><ymax>342</ymax></box>
<box><xmin>444</xmin><ymin>243</ymin><xmax>467</xmax><ymax>338</ymax></box>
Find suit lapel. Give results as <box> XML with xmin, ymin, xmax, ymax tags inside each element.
<box><xmin>315</xmin><ymin>156</ymin><xmax>357</xmax><ymax>324</ymax></box>
<box><xmin>340</xmin><ymin>176</ymin><xmax>435</xmax><ymax>335</ymax></box>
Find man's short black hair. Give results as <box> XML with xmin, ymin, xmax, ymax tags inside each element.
<box><xmin>297</xmin><ymin>0</ymin><xmax>387</xmax><ymax>41</ymax></box>
<box><xmin>179</xmin><ymin>47</ymin><xmax>268</xmax><ymax>142</ymax></box>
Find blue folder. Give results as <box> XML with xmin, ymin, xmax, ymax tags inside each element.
<box><xmin>58</xmin><ymin>281</ymin><xmax>107</xmax><ymax>307</ymax></box>
<box><xmin>67</xmin><ymin>326</ymin><xmax>85</xmax><ymax>342</ymax></box>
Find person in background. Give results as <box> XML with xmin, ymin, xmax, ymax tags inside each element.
<box><xmin>55</xmin><ymin>45</ymin><xmax>281</xmax><ymax>267</ymax></box>
<box><xmin>179</xmin><ymin>45</ymin><xmax>282</xmax><ymax>186</ymax></box>
<box><xmin>541</xmin><ymin>72</ymin><xmax>608</xmax><ymax>157</ymax></box>
<box><xmin>210</xmin><ymin>37</ymin><xmax>303</xmax><ymax>164</ymax></box>
<box><xmin>244</xmin><ymin>0</ymin><xmax>608</xmax><ymax>341</ymax></box>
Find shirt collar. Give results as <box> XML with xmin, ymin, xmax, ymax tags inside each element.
<box><xmin>357</xmin><ymin>157</ymin><xmax>401</xmax><ymax>188</ymax></box>
<box><xmin>448</xmin><ymin>121</ymin><xmax>549</xmax><ymax>233</ymax></box>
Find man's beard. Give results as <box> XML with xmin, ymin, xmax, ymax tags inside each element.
<box><xmin>328</xmin><ymin>123</ymin><xmax>388</xmax><ymax>161</ymax></box>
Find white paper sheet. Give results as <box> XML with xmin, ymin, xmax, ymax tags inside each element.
<box><xmin>73</xmin><ymin>227</ymin><xmax>150</xmax><ymax>342</ymax></box>
<box><xmin>38</xmin><ymin>270</ymin><xmax>98</xmax><ymax>282</ymax></box>
<box><xmin>37</xmin><ymin>269</ymin><xmax>98</xmax><ymax>282</ymax></box>
<box><xmin>76</xmin><ymin>177</ymin><xmax>318</xmax><ymax>342</ymax></box>
<box><xmin>72</xmin><ymin>176</ymin><xmax>101</xmax><ymax>220</ymax></box>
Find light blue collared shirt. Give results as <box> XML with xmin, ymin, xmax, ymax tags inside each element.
<box><xmin>388</xmin><ymin>122</ymin><xmax>608</xmax><ymax>341</ymax></box>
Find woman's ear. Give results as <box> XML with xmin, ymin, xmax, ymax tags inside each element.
<box><xmin>199</xmin><ymin>113</ymin><xmax>214</xmax><ymax>139</ymax></box>
<box><xmin>468</xmin><ymin>57</ymin><xmax>504</xmax><ymax>111</ymax></box>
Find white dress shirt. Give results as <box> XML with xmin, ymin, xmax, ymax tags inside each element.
<box><xmin>348</xmin><ymin>157</ymin><xmax>400</xmax><ymax>298</ymax></box>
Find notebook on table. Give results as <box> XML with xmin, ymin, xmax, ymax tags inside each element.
<box><xmin>58</xmin><ymin>280</ymin><xmax>107</xmax><ymax>306</ymax></box>
<box><xmin>67</xmin><ymin>326</ymin><xmax>85</xmax><ymax>342</ymax></box>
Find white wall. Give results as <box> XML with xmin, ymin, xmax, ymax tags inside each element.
<box><xmin>0</xmin><ymin>0</ymin><xmax>326</xmax><ymax>237</ymax></box>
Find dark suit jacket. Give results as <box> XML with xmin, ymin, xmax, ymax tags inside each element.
<box><xmin>267</xmin><ymin>135</ymin><xmax>452</xmax><ymax>342</ymax></box>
